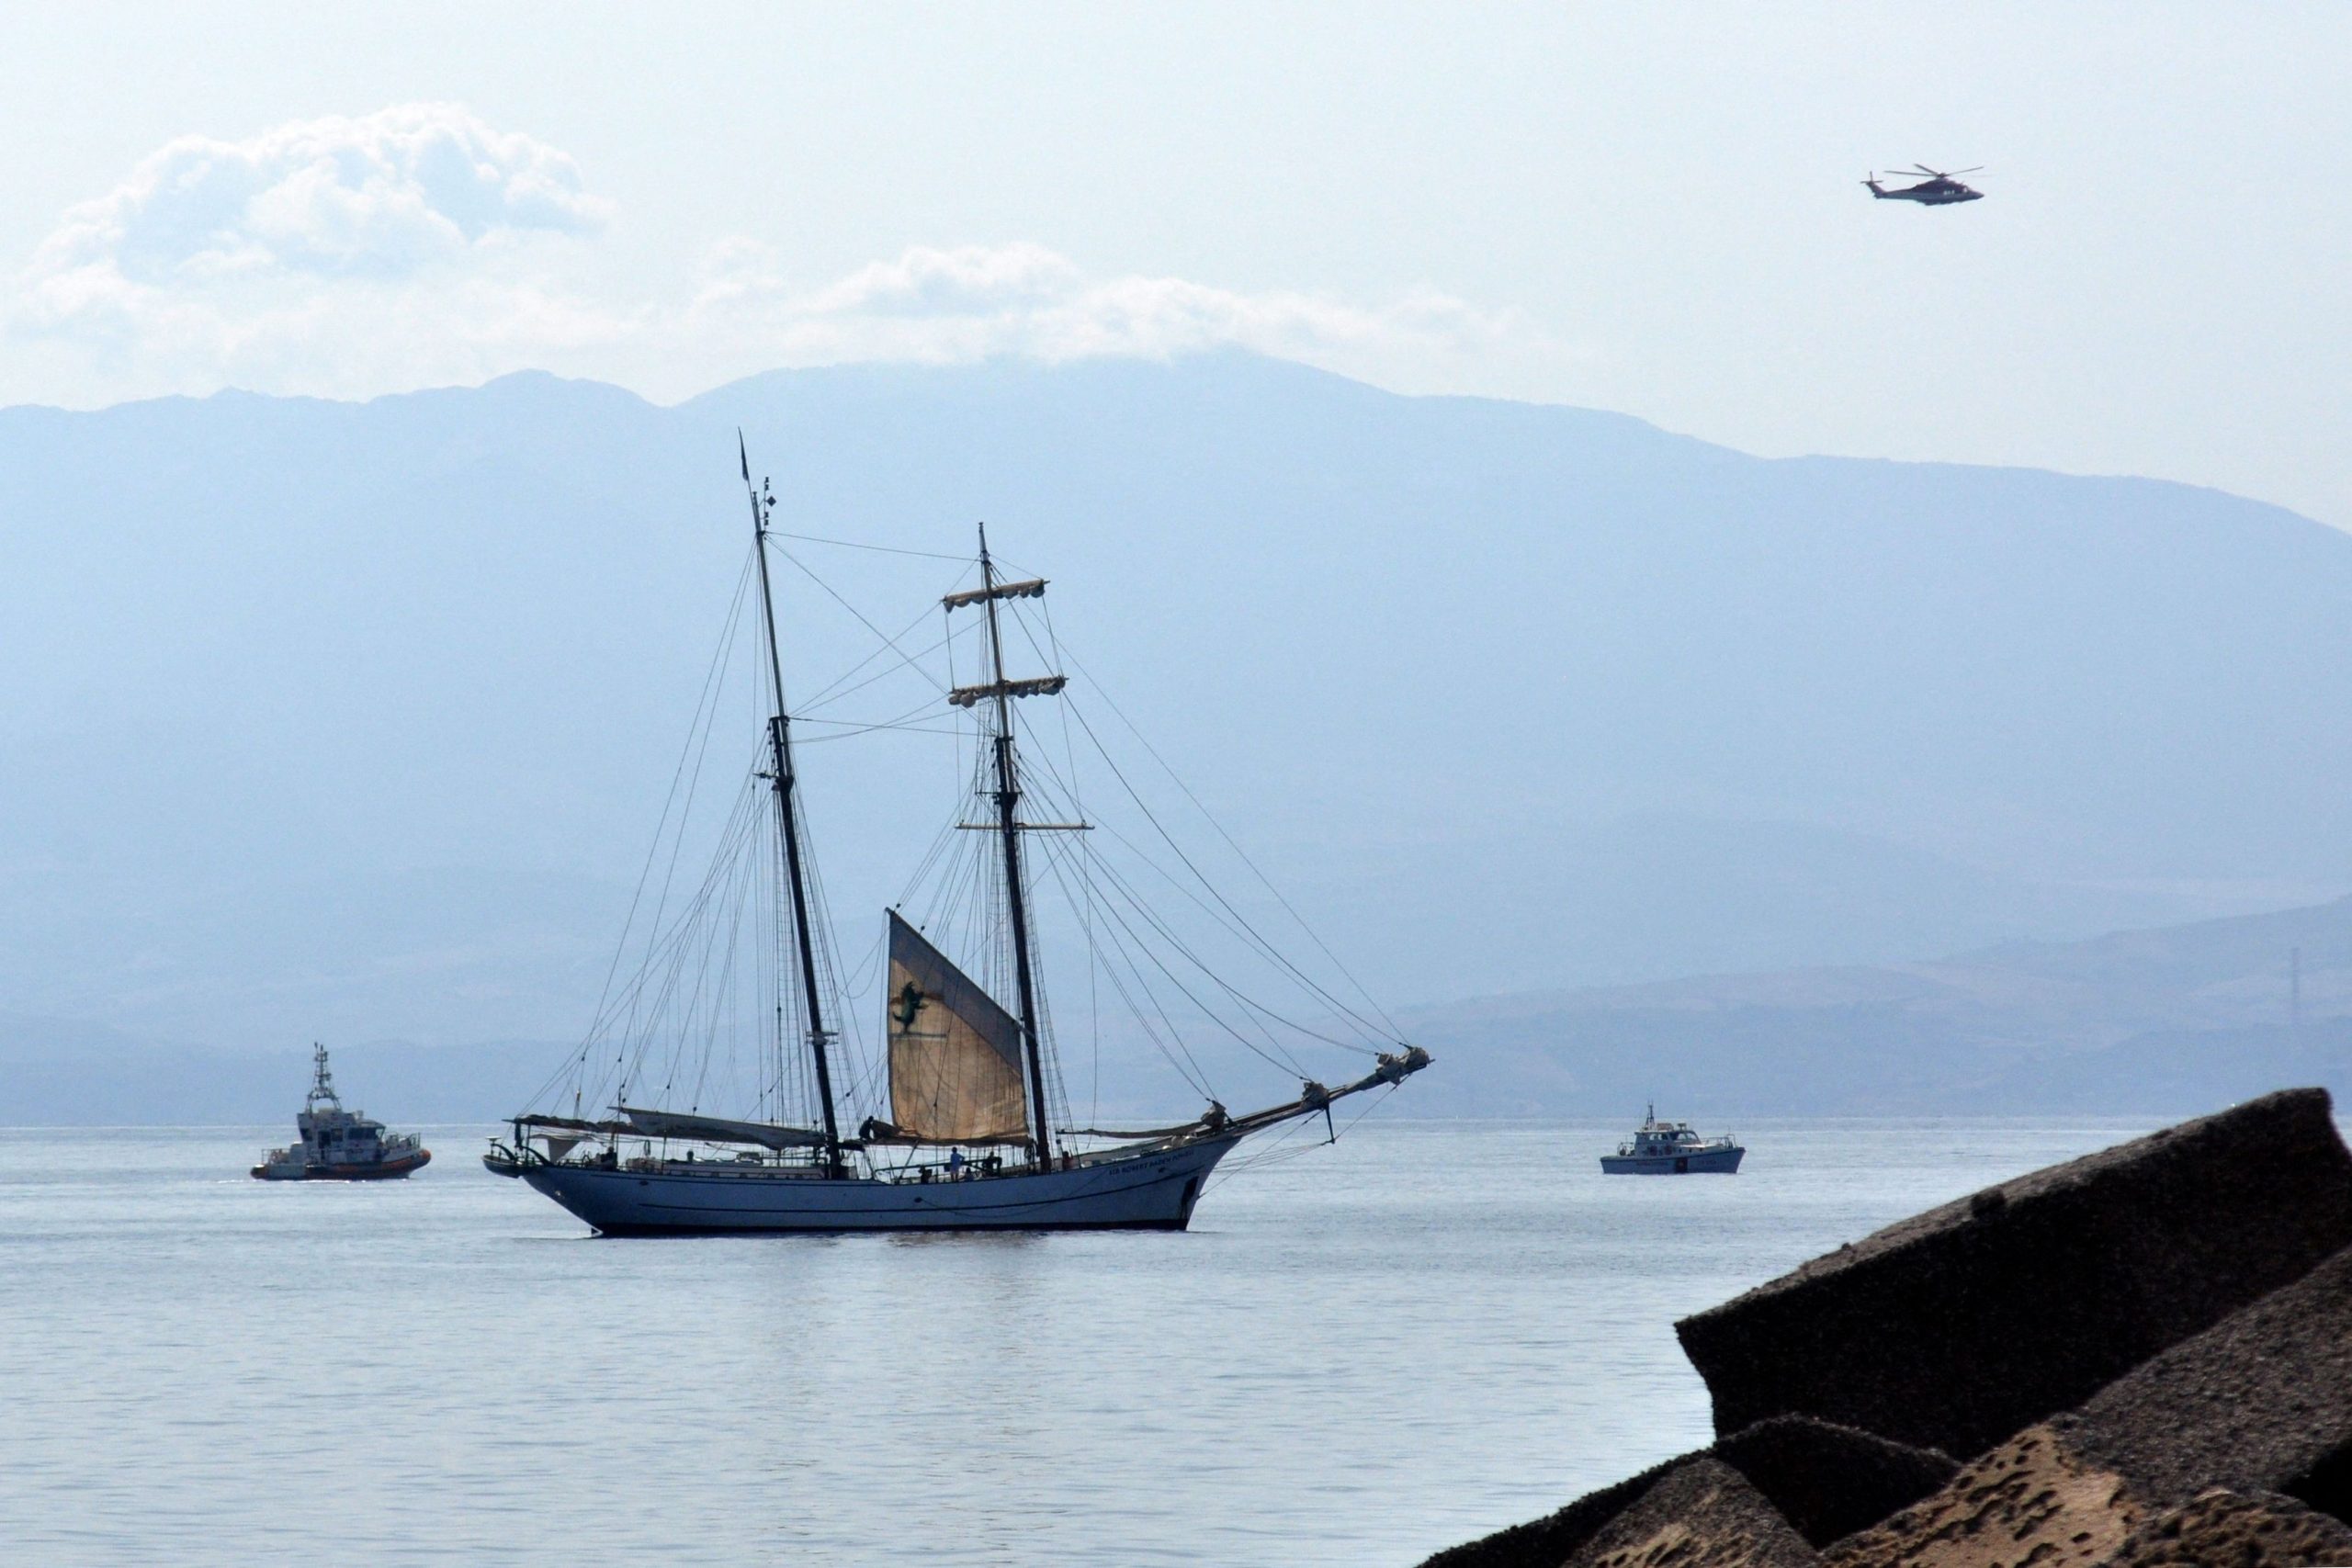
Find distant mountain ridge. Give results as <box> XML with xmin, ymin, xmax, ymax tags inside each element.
<box><xmin>8</xmin><ymin>891</ymin><xmax>2350</xmax><ymax>1124</ymax></box>
<box><xmin>6</xmin><ymin>353</ymin><xmax>2351</xmax><ymax>1104</ymax></box>
<box><xmin>1401</xmin><ymin>894</ymin><xmax>2352</xmax><ymax>1118</ymax></box>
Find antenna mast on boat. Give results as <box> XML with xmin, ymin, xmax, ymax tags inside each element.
<box><xmin>310</xmin><ymin>1042</ymin><xmax>340</xmax><ymax>1110</ymax></box>
<box><xmin>741</xmin><ymin>434</ymin><xmax>844</xmax><ymax>1177</ymax></box>
<box><xmin>974</xmin><ymin>524</ymin><xmax>1055</xmax><ymax>1164</ymax></box>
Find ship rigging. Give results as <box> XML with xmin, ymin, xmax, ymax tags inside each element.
<box><xmin>485</xmin><ymin>442</ymin><xmax>1430</xmax><ymax>1233</ymax></box>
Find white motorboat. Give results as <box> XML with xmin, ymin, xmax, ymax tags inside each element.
<box><xmin>1600</xmin><ymin>1104</ymin><xmax>1743</xmax><ymax>1175</ymax></box>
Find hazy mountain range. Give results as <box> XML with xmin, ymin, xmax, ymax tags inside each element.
<box><xmin>6</xmin><ymin>352</ymin><xmax>2351</xmax><ymax>1121</ymax></box>
<box><xmin>6</xmin><ymin>889</ymin><xmax>2347</xmax><ymax>1124</ymax></box>
<box><xmin>1399</xmin><ymin>893</ymin><xmax>2352</xmax><ymax>1120</ymax></box>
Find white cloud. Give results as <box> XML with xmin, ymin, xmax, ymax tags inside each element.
<box><xmin>794</xmin><ymin>242</ymin><xmax>1086</xmax><ymax>318</ymax></box>
<box><xmin>6</xmin><ymin>107</ymin><xmax>1547</xmax><ymax>405</ymax></box>
<box><xmin>681</xmin><ymin>242</ymin><xmax>1539</xmax><ymax>389</ymax></box>
<box><xmin>30</xmin><ymin>102</ymin><xmax>604</xmax><ymax>289</ymax></box>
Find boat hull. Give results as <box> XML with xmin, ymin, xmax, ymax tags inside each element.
<box><xmin>517</xmin><ymin>1137</ymin><xmax>1238</xmax><ymax>1235</ymax></box>
<box><xmin>1600</xmin><ymin>1145</ymin><xmax>1743</xmax><ymax>1175</ymax></box>
<box><xmin>251</xmin><ymin>1148</ymin><xmax>433</xmax><ymax>1181</ymax></box>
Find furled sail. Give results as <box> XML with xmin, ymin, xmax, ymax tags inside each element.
<box><xmin>616</xmin><ymin>1106</ymin><xmax>831</xmax><ymax>1149</ymax></box>
<box><xmin>947</xmin><ymin>674</ymin><xmax>1068</xmax><ymax>708</ymax></box>
<box><xmin>942</xmin><ymin>576</ymin><xmax>1046</xmax><ymax>609</ymax></box>
<box><xmin>515</xmin><ymin>1113</ymin><xmax>629</xmax><ymax>1134</ymax></box>
<box><xmin>884</xmin><ymin>909</ymin><xmax>1031</xmax><ymax>1144</ymax></box>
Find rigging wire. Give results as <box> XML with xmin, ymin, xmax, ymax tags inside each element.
<box><xmin>606</xmin><ymin>604</ymin><xmax>760</xmax><ymax>1087</ymax></box>
<box><xmin>1029</xmin><ymin>806</ymin><xmax>1303</xmax><ymax>1080</ymax></box>
<box><xmin>577</xmin><ymin>768</ymin><xmax>769</xmax><ymax>1120</ymax></box>
<box><xmin>1056</xmin><ymin>688</ymin><xmax>1402</xmax><ymax>1048</ymax></box>
<box><xmin>799</xmin><ymin>616</ymin><xmax>964</xmax><ymax>714</ymax></box>
<box><xmin>1035</xmin><ymin>621</ymin><xmax>1408</xmax><ymax>1043</ymax></box>
<box><xmin>1014</xmin><ymin>732</ymin><xmax>1368</xmax><ymax>1061</ymax></box>
<box><xmin>990</xmin><ymin>590</ymin><xmax>1397</xmax><ymax>1048</ymax></box>
<box><xmin>774</xmin><ymin>543</ymin><xmax>964</xmax><ymax>706</ymax></box>
<box><xmin>773</xmin><ymin>529</ymin><xmax>970</xmax><ymax>561</ymax></box>
<box><xmin>1029</xmin><ymin>827</ymin><xmax>1214</xmax><ymax>1100</ymax></box>
<box><xmin>794</xmin><ymin>689</ymin><xmax>964</xmax><ymax>741</ymax></box>
<box><xmin>1012</xmin><ymin>756</ymin><xmax>1296</xmax><ymax>1075</ymax></box>
<box><xmin>526</xmin><ymin>554</ymin><xmax>757</xmax><ymax>1112</ymax></box>
<box><xmin>1042</xmin><ymin>597</ymin><xmax>1105</xmax><ymax>1129</ymax></box>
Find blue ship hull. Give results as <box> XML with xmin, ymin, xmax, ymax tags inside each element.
<box><xmin>506</xmin><ymin>1135</ymin><xmax>1237</xmax><ymax>1235</ymax></box>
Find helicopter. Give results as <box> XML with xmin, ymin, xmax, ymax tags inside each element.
<box><xmin>1863</xmin><ymin>165</ymin><xmax>1984</xmax><ymax>206</ymax></box>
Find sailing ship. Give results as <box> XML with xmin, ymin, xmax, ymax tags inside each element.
<box><xmin>485</xmin><ymin>444</ymin><xmax>1429</xmax><ymax>1234</ymax></box>
<box><xmin>253</xmin><ymin>1043</ymin><xmax>432</xmax><ymax>1180</ymax></box>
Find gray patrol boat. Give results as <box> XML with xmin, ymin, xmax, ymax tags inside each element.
<box><xmin>252</xmin><ymin>1043</ymin><xmax>432</xmax><ymax>1180</ymax></box>
<box><xmin>1600</xmin><ymin>1104</ymin><xmax>1744</xmax><ymax>1175</ymax></box>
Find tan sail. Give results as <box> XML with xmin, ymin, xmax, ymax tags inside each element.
<box><xmin>885</xmin><ymin>910</ymin><xmax>1030</xmax><ymax>1144</ymax></box>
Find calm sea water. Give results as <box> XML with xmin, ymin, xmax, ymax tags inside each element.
<box><xmin>0</xmin><ymin>1117</ymin><xmax>2165</xmax><ymax>1566</ymax></box>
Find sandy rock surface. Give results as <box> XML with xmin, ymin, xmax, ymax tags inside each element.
<box><xmin>1823</xmin><ymin>1425</ymin><xmax>2139</xmax><ymax>1568</ymax></box>
<box><xmin>1567</xmin><ymin>1456</ymin><xmax>1818</xmax><ymax>1568</ymax></box>
<box><xmin>2104</xmin><ymin>1489</ymin><xmax>2352</xmax><ymax>1567</ymax></box>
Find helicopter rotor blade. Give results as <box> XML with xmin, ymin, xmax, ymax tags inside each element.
<box><xmin>1946</xmin><ymin>166</ymin><xmax>1984</xmax><ymax>175</ymax></box>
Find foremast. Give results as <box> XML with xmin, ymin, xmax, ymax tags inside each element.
<box><xmin>945</xmin><ymin>526</ymin><xmax>1065</xmax><ymax>1165</ymax></box>
<box><xmin>742</xmin><ymin>437</ymin><xmax>845</xmax><ymax>1178</ymax></box>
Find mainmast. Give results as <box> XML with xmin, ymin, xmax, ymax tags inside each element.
<box><xmin>949</xmin><ymin>525</ymin><xmax>1060</xmax><ymax>1165</ymax></box>
<box><xmin>741</xmin><ymin>436</ymin><xmax>844</xmax><ymax>1177</ymax></box>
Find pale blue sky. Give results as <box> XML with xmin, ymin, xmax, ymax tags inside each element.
<box><xmin>5</xmin><ymin>2</ymin><xmax>2347</xmax><ymax>522</ymax></box>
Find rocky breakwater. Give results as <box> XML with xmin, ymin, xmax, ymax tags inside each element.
<box><xmin>1422</xmin><ymin>1089</ymin><xmax>2352</xmax><ymax>1568</ymax></box>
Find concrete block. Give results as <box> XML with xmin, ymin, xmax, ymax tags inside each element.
<box><xmin>1677</xmin><ymin>1089</ymin><xmax>2352</xmax><ymax>1459</ymax></box>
